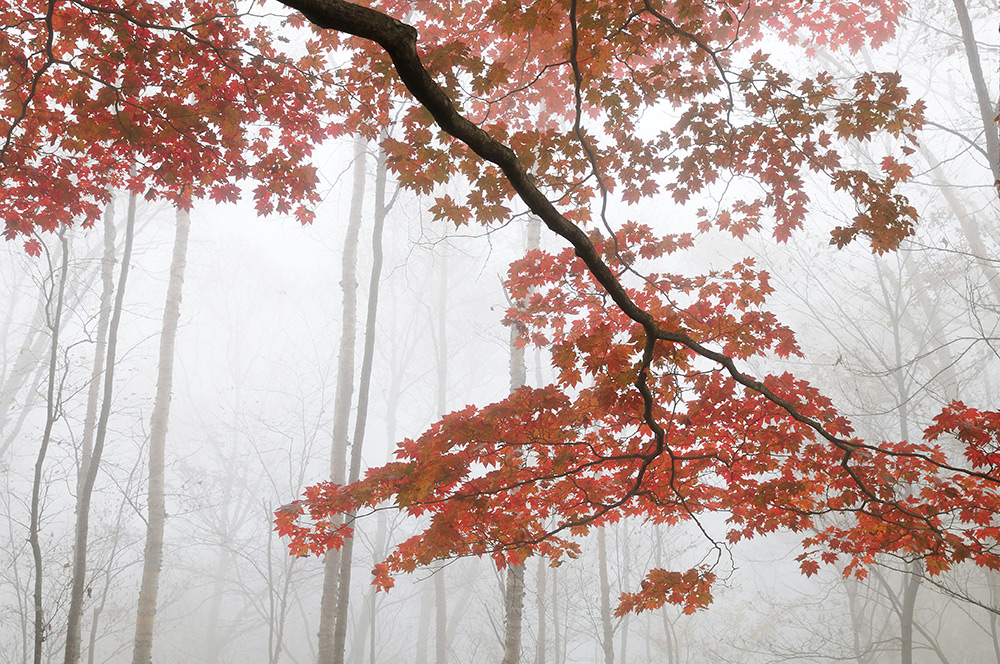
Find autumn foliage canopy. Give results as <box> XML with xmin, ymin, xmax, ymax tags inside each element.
<box><xmin>4</xmin><ymin>0</ymin><xmax>999</xmax><ymax>616</ymax></box>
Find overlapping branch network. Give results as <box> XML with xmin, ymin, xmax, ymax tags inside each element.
<box><xmin>274</xmin><ymin>0</ymin><xmax>1000</xmax><ymax>613</ymax></box>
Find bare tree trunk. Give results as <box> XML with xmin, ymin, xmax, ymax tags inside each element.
<box><xmin>843</xmin><ymin>576</ymin><xmax>870</xmax><ymax>664</ymax></box>
<box><xmin>501</xmin><ymin>566</ymin><xmax>525</xmax><ymax>664</ymax></box>
<box><xmin>87</xmin><ymin>480</ymin><xmax>135</xmax><ymax>664</ymax></box>
<box><xmin>130</xmin><ymin>205</ymin><xmax>190</xmax><ymax>664</ymax></box>
<box><xmin>266</xmin><ymin>514</ymin><xmax>296</xmax><ymax>664</ymax></box>
<box><xmin>899</xmin><ymin>564</ymin><xmax>921</xmax><ymax>664</ymax></box>
<box><xmin>551</xmin><ymin>564</ymin><xmax>562</xmax><ymax>664</ymax></box>
<box><xmin>989</xmin><ymin>573</ymin><xmax>1000</xmax><ymax>664</ymax></box>
<box><xmin>317</xmin><ymin>135</ymin><xmax>367</xmax><ymax>664</ymax></box>
<box><xmin>435</xmin><ymin>223</ymin><xmax>449</xmax><ymax>664</ymax></box>
<box><xmin>72</xmin><ymin>187</ymin><xmax>136</xmax><ymax>662</ymax></box>
<box><xmin>435</xmin><ymin>572</ymin><xmax>448</xmax><ymax>664</ymax></box>
<box><xmin>30</xmin><ymin>229</ymin><xmax>70</xmax><ymax>664</ymax></box>
<box><xmin>0</xmin><ymin>297</ymin><xmax>50</xmax><ymax>457</ymax></box>
<box><xmin>654</xmin><ymin>531</ymin><xmax>677</xmax><ymax>664</ymax></box>
<box><xmin>79</xmin><ymin>201</ymin><xmax>117</xmax><ymax>484</ymax></box>
<box><xmin>416</xmin><ymin>586</ymin><xmax>432</xmax><ymax>664</ymax></box>
<box><xmin>64</xmin><ymin>199</ymin><xmax>118</xmax><ymax>664</ymax></box>
<box><xmin>951</xmin><ymin>0</ymin><xmax>999</xmax><ymax>184</ymax></box>
<box><xmin>597</xmin><ymin>527</ymin><xmax>614</xmax><ymax>664</ymax></box>
<box><xmin>66</xmin><ymin>188</ymin><xmax>136</xmax><ymax>662</ymax></box>
<box><xmin>501</xmin><ymin>218</ymin><xmax>538</xmax><ymax>664</ymax></box>
<box><xmin>333</xmin><ymin>141</ymin><xmax>391</xmax><ymax>664</ymax></box>
<box><xmin>618</xmin><ymin>528</ymin><xmax>630</xmax><ymax>663</ymax></box>
<box><xmin>204</xmin><ymin>546</ymin><xmax>231</xmax><ymax>662</ymax></box>
<box><xmin>534</xmin><ymin>557</ymin><xmax>546</xmax><ymax>664</ymax></box>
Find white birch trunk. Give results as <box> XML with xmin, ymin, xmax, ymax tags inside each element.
<box><xmin>317</xmin><ymin>135</ymin><xmax>366</xmax><ymax>664</ymax></box>
<box><xmin>130</xmin><ymin>206</ymin><xmax>191</xmax><ymax>664</ymax></box>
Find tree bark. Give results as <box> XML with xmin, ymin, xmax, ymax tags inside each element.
<box><xmin>534</xmin><ymin>557</ymin><xmax>546</xmax><ymax>664</ymax></box>
<box><xmin>918</xmin><ymin>144</ymin><xmax>1000</xmax><ymax>305</ymax></box>
<box><xmin>130</xmin><ymin>205</ymin><xmax>191</xmax><ymax>664</ymax></box>
<box><xmin>64</xmin><ymin>197</ymin><xmax>117</xmax><ymax>664</ymax></box>
<box><xmin>29</xmin><ymin>228</ymin><xmax>70</xmax><ymax>664</ymax></box>
<box><xmin>0</xmin><ymin>297</ymin><xmax>51</xmax><ymax>458</ymax></box>
<box><xmin>317</xmin><ymin>135</ymin><xmax>366</xmax><ymax>664</ymax></box>
<box><xmin>435</xmin><ymin>217</ymin><xmax>449</xmax><ymax>664</ymax></box>
<box><xmin>333</xmin><ymin>140</ymin><xmax>389</xmax><ymax>664</ymax></box>
<box><xmin>899</xmin><ymin>564</ymin><xmax>921</xmax><ymax>664</ymax></box>
<box><xmin>597</xmin><ymin>528</ymin><xmax>614</xmax><ymax>664</ymax></box>
<box><xmin>501</xmin><ymin>218</ymin><xmax>538</xmax><ymax>664</ymax></box>
<box><xmin>65</xmin><ymin>185</ymin><xmax>137</xmax><ymax>664</ymax></box>
<box><xmin>279</xmin><ymin>0</ymin><xmax>866</xmax><ymax>480</ymax></box>
<box><xmin>551</xmin><ymin>564</ymin><xmax>562</xmax><ymax>664</ymax></box>
<box><xmin>951</xmin><ymin>0</ymin><xmax>999</xmax><ymax>185</ymax></box>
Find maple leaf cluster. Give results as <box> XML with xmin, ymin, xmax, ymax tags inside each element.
<box><xmin>0</xmin><ymin>0</ymin><xmax>339</xmax><ymax>252</ymax></box>
<box><xmin>2</xmin><ymin>0</ymin><xmax>975</xmax><ymax>616</ymax></box>
<box><xmin>284</xmin><ymin>0</ymin><xmax>921</xmax><ymax>251</ymax></box>
<box><xmin>276</xmin><ymin>222</ymin><xmax>1000</xmax><ymax>611</ymax></box>
<box><xmin>270</xmin><ymin>0</ymin><xmax>1000</xmax><ymax>615</ymax></box>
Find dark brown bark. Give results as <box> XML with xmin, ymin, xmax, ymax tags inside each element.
<box><xmin>276</xmin><ymin>0</ymin><xmax>934</xmax><ymax>496</ymax></box>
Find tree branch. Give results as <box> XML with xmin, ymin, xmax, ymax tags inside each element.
<box><xmin>276</xmin><ymin>0</ymin><xmax>1000</xmax><ymax>511</ymax></box>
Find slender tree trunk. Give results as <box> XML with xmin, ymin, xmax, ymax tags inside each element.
<box><xmin>204</xmin><ymin>546</ymin><xmax>232</xmax><ymax>662</ymax></box>
<box><xmin>501</xmin><ymin>566</ymin><xmax>525</xmax><ymax>664</ymax></box>
<box><xmin>652</xmin><ymin>529</ymin><xmax>677</xmax><ymax>664</ymax></box>
<box><xmin>989</xmin><ymin>573</ymin><xmax>1000</xmax><ymax>664</ymax></box>
<box><xmin>918</xmin><ymin>145</ymin><xmax>1000</xmax><ymax>304</ymax></box>
<box><xmin>435</xmin><ymin>224</ymin><xmax>449</xmax><ymax>664</ymax></box>
<box><xmin>435</xmin><ymin>573</ymin><xmax>448</xmax><ymax>664</ymax></box>
<box><xmin>501</xmin><ymin>218</ymin><xmax>538</xmax><ymax>664</ymax></box>
<box><xmin>80</xmin><ymin>200</ymin><xmax>117</xmax><ymax>483</ymax></box>
<box><xmin>951</xmin><ymin>0</ymin><xmax>999</xmax><ymax>185</ymax></box>
<box><xmin>0</xmin><ymin>297</ymin><xmax>50</xmax><ymax>457</ymax></box>
<box><xmin>843</xmin><ymin>576</ymin><xmax>869</xmax><ymax>664</ymax></box>
<box><xmin>30</xmin><ymin>229</ymin><xmax>70</xmax><ymax>664</ymax></box>
<box><xmin>266</xmin><ymin>517</ymin><xmax>295</xmax><ymax>664</ymax></box>
<box><xmin>333</xmin><ymin>141</ymin><xmax>389</xmax><ymax>664</ymax></box>
<box><xmin>535</xmin><ymin>557</ymin><xmax>546</xmax><ymax>664</ymax></box>
<box><xmin>317</xmin><ymin>135</ymin><xmax>367</xmax><ymax>664</ymax></box>
<box><xmin>551</xmin><ymin>564</ymin><xmax>561</xmax><ymax>664</ymax></box>
<box><xmin>597</xmin><ymin>527</ymin><xmax>614</xmax><ymax>664</ymax></box>
<box><xmin>66</xmin><ymin>188</ymin><xmax>135</xmax><ymax>662</ymax></box>
<box><xmin>64</xmin><ymin>199</ymin><xmax>117</xmax><ymax>664</ymax></box>
<box><xmin>899</xmin><ymin>564</ymin><xmax>921</xmax><ymax>664</ymax></box>
<box><xmin>416</xmin><ymin>585</ymin><xmax>432</xmax><ymax>664</ymax></box>
<box><xmin>873</xmin><ymin>257</ymin><xmax>923</xmax><ymax>664</ymax></box>
<box><xmin>618</xmin><ymin>528</ymin><xmax>630</xmax><ymax>663</ymax></box>
<box><xmin>130</xmin><ymin>205</ymin><xmax>191</xmax><ymax>664</ymax></box>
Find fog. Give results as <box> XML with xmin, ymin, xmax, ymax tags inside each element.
<box><xmin>0</xmin><ymin>1</ymin><xmax>998</xmax><ymax>664</ymax></box>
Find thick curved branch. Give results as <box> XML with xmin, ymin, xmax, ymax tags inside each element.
<box><xmin>275</xmin><ymin>0</ymin><xmax>1000</xmax><ymax>503</ymax></box>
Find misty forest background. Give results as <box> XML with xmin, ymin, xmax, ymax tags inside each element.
<box><xmin>1</xmin><ymin>2</ymin><xmax>998</xmax><ymax>663</ymax></box>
